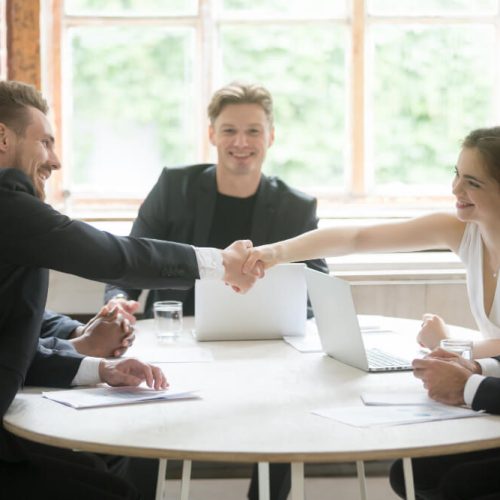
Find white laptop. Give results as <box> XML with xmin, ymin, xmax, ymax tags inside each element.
<box><xmin>305</xmin><ymin>269</ymin><xmax>412</xmax><ymax>372</ymax></box>
<box><xmin>194</xmin><ymin>263</ymin><xmax>307</xmax><ymax>341</ymax></box>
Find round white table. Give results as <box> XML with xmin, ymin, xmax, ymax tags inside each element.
<box><xmin>4</xmin><ymin>317</ymin><xmax>499</xmax><ymax>500</ymax></box>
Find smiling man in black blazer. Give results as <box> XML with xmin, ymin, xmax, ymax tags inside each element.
<box><xmin>104</xmin><ymin>81</ymin><xmax>328</xmax><ymax>500</ymax></box>
<box><xmin>0</xmin><ymin>80</ymin><xmax>259</xmax><ymax>499</ymax></box>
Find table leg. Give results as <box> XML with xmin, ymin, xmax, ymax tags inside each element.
<box><xmin>156</xmin><ymin>458</ymin><xmax>167</xmax><ymax>500</ymax></box>
<box><xmin>180</xmin><ymin>460</ymin><xmax>192</xmax><ymax>500</ymax></box>
<box><xmin>291</xmin><ymin>462</ymin><xmax>305</xmax><ymax>500</ymax></box>
<box><xmin>356</xmin><ymin>460</ymin><xmax>367</xmax><ymax>500</ymax></box>
<box><xmin>403</xmin><ymin>457</ymin><xmax>416</xmax><ymax>500</ymax></box>
<box><xmin>258</xmin><ymin>462</ymin><xmax>270</xmax><ymax>500</ymax></box>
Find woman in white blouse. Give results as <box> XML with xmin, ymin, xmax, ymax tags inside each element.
<box><xmin>245</xmin><ymin>126</ymin><xmax>500</xmax><ymax>358</ymax></box>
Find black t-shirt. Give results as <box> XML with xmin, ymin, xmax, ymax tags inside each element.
<box><xmin>207</xmin><ymin>191</ymin><xmax>257</xmax><ymax>249</ymax></box>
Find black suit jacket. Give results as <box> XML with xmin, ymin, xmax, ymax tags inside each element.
<box><xmin>41</xmin><ymin>310</ymin><xmax>81</xmax><ymax>339</ymax></box>
<box><xmin>0</xmin><ymin>167</ymin><xmax>199</xmax><ymax>461</ymax></box>
<box><xmin>105</xmin><ymin>164</ymin><xmax>328</xmax><ymax>316</ymax></box>
<box><xmin>472</xmin><ymin>357</ymin><xmax>500</xmax><ymax>414</ymax></box>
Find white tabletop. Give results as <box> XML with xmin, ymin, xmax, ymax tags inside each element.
<box><xmin>4</xmin><ymin>317</ymin><xmax>499</xmax><ymax>463</ymax></box>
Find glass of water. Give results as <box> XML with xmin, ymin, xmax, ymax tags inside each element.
<box><xmin>440</xmin><ymin>339</ymin><xmax>473</xmax><ymax>360</ymax></box>
<box><xmin>153</xmin><ymin>301</ymin><xmax>183</xmax><ymax>340</ymax></box>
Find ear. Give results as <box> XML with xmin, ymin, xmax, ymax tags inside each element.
<box><xmin>268</xmin><ymin>126</ymin><xmax>275</xmax><ymax>148</ymax></box>
<box><xmin>208</xmin><ymin>124</ymin><xmax>216</xmax><ymax>146</ymax></box>
<box><xmin>0</xmin><ymin>123</ymin><xmax>10</xmax><ymax>153</ymax></box>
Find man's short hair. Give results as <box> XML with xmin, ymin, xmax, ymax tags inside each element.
<box><xmin>207</xmin><ymin>82</ymin><xmax>273</xmax><ymax>125</ymax></box>
<box><xmin>0</xmin><ymin>80</ymin><xmax>48</xmax><ymax>135</ymax></box>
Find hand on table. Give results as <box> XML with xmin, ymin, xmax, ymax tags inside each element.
<box><xmin>416</xmin><ymin>313</ymin><xmax>449</xmax><ymax>350</ymax></box>
<box><xmin>71</xmin><ymin>305</ymin><xmax>135</xmax><ymax>358</ymax></box>
<box><xmin>222</xmin><ymin>240</ymin><xmax>263</xmax><ymax>293</ymax></box>
<box><xmin>99</xmin><ymin>358</ymin><xmax>168</xmax><ymax>390</ymax></box>
<box><xmin>412</xmin><ymin>348</ymin><xmax>481</xmax><ymax>406</ymax></box>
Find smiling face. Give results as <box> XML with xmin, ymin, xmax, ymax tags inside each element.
<box><xmin>209</xmin><ymin>103</ymin><xmax>274</xmax><ymax>183</ymax></box>
<box><xmin>452</xmin><ymin>146</ymin><xmax>500</xmax><ymax>225</ymax></box>
<box><xmin>3</xmin><ymin>106</ymin><xmax>60</xmax><ymax>200</ymax></box>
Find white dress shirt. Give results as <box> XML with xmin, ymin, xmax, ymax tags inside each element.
<box><xmin>464</xmin><ymin>358</ymin><xmax>500</xmax><ymax>406</ymax></box>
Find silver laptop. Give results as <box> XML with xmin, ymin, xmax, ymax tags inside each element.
<box><xmin>194</xmin><ymin>263</ymin><xmax>307</xmax><ymax>341</ymax></box>
<box><xmin>305</xmin><ymin>269</ymin><xmax>412</xmax><ymax>372</ymax></box>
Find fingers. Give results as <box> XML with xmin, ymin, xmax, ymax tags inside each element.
<box><xmin>243</xmin><ymin>249</ymin><xmax>261</xmax><ymax>274</ymax></box>
<box><xmin>139</xmin><ymin>362</ymin><xmax>154</xmax><ymax>388</ymax></box>
<box><xmin>151</xmin><ymin>365</ymin><xmax>168</xmax><ymax>390</ymax></box>
<box><xmin>119</xmin><ymin>316</ymin><xmax>133</xmax><ymax>335</ymax></box>
<box><xmin>249</xmin><ymin>260</ymin><xmax>265</xmax><ymax>278</ymax></box>
<box><xmin>106</xmin><ymin>298</ymin><xmax>139</xmax><ymax>324</ymax></box>
<box><xmin>112</xmin><ymin>347</ymin><xmax>128</xmax><ymax>358</ymax></box>
<box><xmin>122</xmin><ymin>331</ymin><xmax>136</xmax><ymax>347</ymax></box>
<box><xmin>134</xmin><ymin>362</ymin><xmax>168</xmax><ymax>390</ymax></box>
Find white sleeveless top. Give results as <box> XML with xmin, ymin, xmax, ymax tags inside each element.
<box><xmin>458</xmin><ymin>223</ymin><xmax>500</xmax><ymax>338</ymax></box>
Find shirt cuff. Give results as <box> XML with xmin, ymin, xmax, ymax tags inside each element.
<box><xmin>71</xmin><ymin>357</ymin><xmax>101</xmax><ymax>386</ymax></box>
<box><xmin>193</xmin><ymin>246</ymin><xmax>224</xmax><ymax>280</ymax></box>
<box><xmin>477</xmin><ymin>358</ymin><xmax>500</xmax><ymax>377</ymax></box>
<box><xmin>463</xmin><ymin>374</ymin><xmax>486</xmax><ymax>407</ymax></box>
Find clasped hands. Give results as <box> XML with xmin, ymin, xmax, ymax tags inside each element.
<box><xmin>413</xmin><ymin>348</ymin><xmax>482</xmax><ymax>406</ymax></box>
<box><xmin>221</xmin><ymin>240</ymin><xmax>266</xmax><ymax>292</ymax></box>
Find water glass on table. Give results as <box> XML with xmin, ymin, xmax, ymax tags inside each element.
<box><xmin>439</xmin><ymin>339</ymin><xmax>473</xmax><ymax>360</ymax></box>
<box><xmin>154</xmin><ymin>300</ymin><xmax>183</xmax><ymax>340</ymax></box>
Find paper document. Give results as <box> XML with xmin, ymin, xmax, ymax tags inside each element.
<box><xmin>313</xmin><ymin>405</ymin><xmax>483</xmax><ymax>427</ymax></box>
<box><xmin>43</xmin><ymin>386</ymin><xmax>198</xmax><ymax>409</ymax></box>
<box><xmin>361</xmin><ymin>391</ymin><xmax>438</xmax><ymax>406</ymax></box>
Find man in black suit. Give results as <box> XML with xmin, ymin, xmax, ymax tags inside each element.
<box><xmin>0</xmin><ymin>80</ymin><xmax>258</xmax><ymax>499</ymax></box>
<box><xmin>390</xmin><ymin>348</ymin><xmax>500</xmax><ymax>499</ymax></box>
<box><xmin>104</xmin><ymin>82</ymin><xmax>328</xmax><ymax>500</ymax></box>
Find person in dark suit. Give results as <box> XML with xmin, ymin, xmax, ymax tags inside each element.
<box><xmin>0</xmin><ymin>80</ymin><xmax>258</xmax><ymax>499</ymax></box>
<box><xmin>104</xmin><ymin>82</ymin><xmax>328</xmax><ymax>500</ymax></box>
<box><xmin>390</xmin><ymin>348</ymin><xmax>500</xmax><ymax>499</ymax></box>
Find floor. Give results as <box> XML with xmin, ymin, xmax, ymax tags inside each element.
<box><xmin>163</xmin><ymin>476</ymin><xmax>401</xmax><ymax>499</ymax></box>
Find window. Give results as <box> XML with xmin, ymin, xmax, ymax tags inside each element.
<box><xmin>41</xmin><ymin>0</ymin><xmax>500</xmax><ymax>217</ymax></box>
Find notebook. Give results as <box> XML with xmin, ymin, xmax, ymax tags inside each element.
<box><xmin>305</xmin><ymin>269</ymin><xmax>413</xmax><ymax>372</ymax></box>
<box><xmin>194</xmin><ymin>263</ymin><xmax>307</xmax><ymax>341</ymax></box>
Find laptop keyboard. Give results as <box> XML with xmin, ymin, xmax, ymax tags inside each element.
<box><xmin>367</xmin><ymin>348</ymin><xmax>411</xmax><ymax>369</ymax></box>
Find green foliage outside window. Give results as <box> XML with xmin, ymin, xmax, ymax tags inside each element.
<box><xmin>372</xmin><ymin>25</ymin><xmax>495</xmax><ymax>188</ymax></box>
<box><xmin>221</xmin><ymin>24</ymin><xmax>346</xmax><ymax>188</ymax></box>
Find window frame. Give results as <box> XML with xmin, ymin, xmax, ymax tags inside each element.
<box><xmin>9</xmin><ymin>0</ymin><xmax>500</xmax><ymax>217</ymax></box>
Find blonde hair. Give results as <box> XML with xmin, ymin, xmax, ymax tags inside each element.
<box><xmin>207</xmin><ymin>82</ymin><xmax>273</xmax><ymax>125</ymax></box>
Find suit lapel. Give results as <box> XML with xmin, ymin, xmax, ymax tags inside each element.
<box><xmin>193</xmin><ymin>166</ymin><xmax>217</xmax><ymax>246</ymax></box>
<box><xmin>251</xmin><ymin>175</ymin><xmax>278</xmax><ymax>245</ymax></box>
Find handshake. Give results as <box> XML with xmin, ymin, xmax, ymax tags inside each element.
<box><xmin>221</xmin><ymin>239</ymin><xmax>277</xmax><ymax>293</ymax></box>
